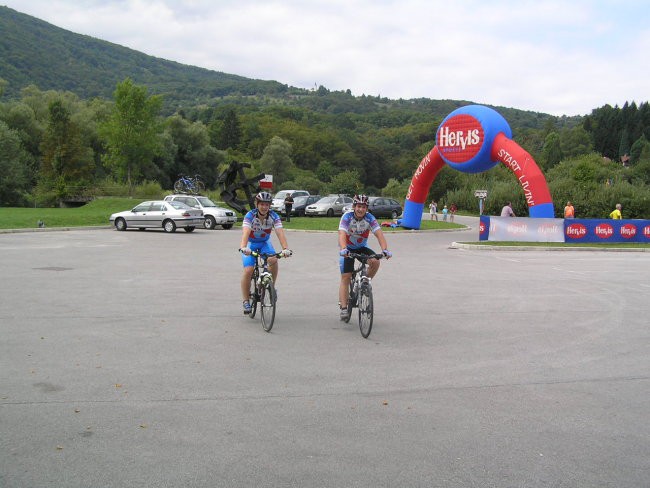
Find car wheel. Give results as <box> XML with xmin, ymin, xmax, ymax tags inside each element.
<box><xmin>184</xmin><ymin>226</ymin><xmax>195</xmax><ymax>233</ymax></box>
<box><xmin>163</xmin><ymin>219</ymin><xmax>176</xmax><ymax>233</ymax></box>
<box><xmin>327</xmin><ymin>208</ymin><xmax>334</xmax><ymax>217</ymax></box>
<box><xmin>115</xmin><ymin>218</ymin><xmax>127</xmax><ymax>231</ymax></box>
<box><xmin>391</xmin><ymin>210</ymin><xmax>399</xmax><ymax>219</ymax></box>
<box><xmin>222</xmin><ymin>224</ymin><xmax>233</xmax><ymax>230</ymax></box>
<box><xmin>204</xmin><ymin>216</ymin><xmax>216</xmax><ymax>229</ymax></box>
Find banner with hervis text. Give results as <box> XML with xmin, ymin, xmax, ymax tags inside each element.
<box><xmin>564</xmin><ymin>219</ymin><xmax>650</xmax><ymax>243</ymax></box>
<box><xmin>479</xmin><ymin>216</ymin><xmax>650</xmax><ymax>243</ymax></box>
<box><xmin>480</xmin><ymin>216</ymin><xmax>565</xmax><ymax>242</ymax></box>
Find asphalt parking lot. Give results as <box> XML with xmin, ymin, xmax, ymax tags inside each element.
<box><xmin>1</xmin><ymin>224</ymin><xmax>649</xmax><ymax>487</ymax></box>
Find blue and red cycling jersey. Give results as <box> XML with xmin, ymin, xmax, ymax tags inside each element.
<box><xmin>243</xmin><ymin>209</ymin><xmax>283</xmax><ymax>243</ymax></box>
<box><xmin>338</xmin><ymin>211</ymin><xmax>380</xmax><ymax>249</ymax></box>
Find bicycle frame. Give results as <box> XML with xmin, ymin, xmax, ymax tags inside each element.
<box><xmin>246</xmin><ymin>250</ymin><xmax>288</xmax><ymax>332</ymax></box>
<box><xmin>345</xmin><ymin>252</ymin><xmax>384</xmax><ymax>338</ymax></box>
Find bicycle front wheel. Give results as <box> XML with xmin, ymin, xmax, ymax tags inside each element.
<box><xmin>358</xmin><ymin>283</ymin><xmax>373</xmax><ymax>338</ymax></box>
<box><xmin>195</xmin><ymin>180</ymin><xmax>206</xmax><ymax>194</ymax></box>
<box><xmin>260</xmin><ymin>280</ymin><xmax>276</xmax><ymax>332</ymax></box>
<box><xmin>173</xmin><ymin>180</ymin><xmax>184</xmax><ymax>193</ymax></box>
<box><xmin>248</xmin><ymin>275</ymin><xmax>258</xmax><ymax>319</ymax></box>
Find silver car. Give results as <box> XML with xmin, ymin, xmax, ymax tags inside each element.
<box><xmin>305</xmin><ymin>195</ymin><xmax>353</xmax><ymax>217</ymax></box>
<box><xmin>163</xmin><ymin>194</ymin><xmax>236</xmax><ymax>229</ymax></box>
<box><xmin>109</xmin><ymin>200</ymin><xmax>204</xmax><ymax>233</ymax></box>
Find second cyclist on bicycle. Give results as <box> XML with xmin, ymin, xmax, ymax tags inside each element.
<box><xmin>239</xmin><ymin>191</ymin><xmax>292</xmax><ymax>314</ymax></box>
<box><xmin>338</xmin><ymin>194</ymin><xmax>392</xmax><ymax>321</ymax></box>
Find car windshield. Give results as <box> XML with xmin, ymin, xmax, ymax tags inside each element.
<box><xmin>293</xmin><ymin>196</ymin><xmax>308</xmax><ymax>205</ymax></box>
<box><xmin>197</xmin><ymin>197</ymin><xmax>217</xmax><ymax>207</ymax></box>
<box><xmin>169</xmin><ymin>201</ymin><xmax>191</xmax><ymax>210</ymax></box>
<box><xmin>318</xmin><ymin>196</ymin><xmax>337</xmax><ymax>204</ymax></box>
<box><xmin>274</xmin><ymin>191</ymin><xmax>291</xmax><ymax>199</ymax></box>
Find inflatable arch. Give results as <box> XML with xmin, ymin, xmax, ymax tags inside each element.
<box><xmin>400</xmin><ymin>105</ymin><xmax>554</xmax><ymax>229</ymax></box>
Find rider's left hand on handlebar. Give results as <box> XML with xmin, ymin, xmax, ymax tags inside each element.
<box><xmin>281</xmin><ymin>249</ymin><xmax>293</xmax><ymax>257</ymax></box>
<box><xmin>382</xmin><ymin>249</ymin><xmax>392</xmax><ymax>259</ymax></box>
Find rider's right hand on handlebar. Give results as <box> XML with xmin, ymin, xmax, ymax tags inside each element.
<box><xmin>239</xmin><ymin>247</ymin><xmax>252</xmax><ymax>256</ymax></box>
<box><xmin>339</xmin><ymin>249</ymin><xmax>350</xmax><ymax>257</ymax></box>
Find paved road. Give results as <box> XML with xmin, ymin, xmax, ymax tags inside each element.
<box><xmin>1</xmin><ymin>226</ymin><xmax>649</xmax><ymax>487</ymax></box>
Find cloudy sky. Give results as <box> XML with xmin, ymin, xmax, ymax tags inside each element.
<box><xmin>4</xmin><ymin>0</ymin><xmax>649</xmax><ymax>116</ymax></box>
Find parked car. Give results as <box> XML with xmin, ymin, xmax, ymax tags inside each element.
<box><xmin>342</xmin><ymin>197</ymin><xmax>403</xmax><ymax>219</ymax></box>
<box><xmin>305</xmin><ymin>194</ymin><xmax>353</xmax><ymax>217</ymax></box>
<box><xmin>109</xmin><ymin>200</ymin><xmax>204</xmax><ymax>233</ymax></box>
<box><xmin>164</xmin><ymin>194</ymin><xmax>236</xmax><ymax>229</ymax></box>
<box><xmin>289</xmin><ymin>195</ymin><xmax>321</xmax><ymax>217</ymax></box>
<box><xmin>271</xmin><ymin>190</ymin><xmax>310</xmax><ymax>213</ymax></box>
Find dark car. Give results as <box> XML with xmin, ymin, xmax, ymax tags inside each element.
<box><xmin>289</xmin><ymin>195</ymin><xmax>321</xmax><ymax>217</ymax></box>
<box><xmin>342</xmin><ymin>197</ymin><xmax>403</xmax><ymax>219</ymax></box>
<box><xmin>367</xmin><ymin>197</ymin><xmax>403</xmax><ymax>218</ymax></box>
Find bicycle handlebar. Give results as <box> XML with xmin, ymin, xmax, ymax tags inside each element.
<box><xmin>239</xmin><ymin>249</ymin><xmax>292</xmax><ymax>259</ymax></box>
<box><xmin>346</xmin><ymin>252</ymin><xmax>384</xmax><ymax>261</ymax></box>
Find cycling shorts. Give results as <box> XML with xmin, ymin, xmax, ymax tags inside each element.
<box><xmin>242</xmin><ymin>241</ymin><xmax>277</xmax><ymax>268</ymax></box>
<box><xmin>339</xmin><ymin>246</ymin><xmax>376</xmax><ymax>274</ymax></box>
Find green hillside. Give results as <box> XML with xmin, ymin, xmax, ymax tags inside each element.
<box><xmin>0</xmin><ymin>5</ymin><xmax>288</xmax><ymax>108</ymax></box>
<box><xmin>0</xmin><ymin>5</ymin><xmax>573</xmax><ymax>127</ymax></box>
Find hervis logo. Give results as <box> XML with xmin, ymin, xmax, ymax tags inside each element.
<box><xmin>620</xmin><ymin>224</ymin><xmax>637</xmax><ymax>239</ymax></box>
<box><xmin>479</xmin><ymin>221</ymin><xmax>487</xmax><ymax>235</ymax></box>
<box><xmin>644</xmin><ymin>225</ymin><xmax>650</xmax><ymax>238</ymax></box>
<box><xmin>594</xmin><ymin>223</ymin><xmax>614</xmax><ymax>238</ymax></box>
<box><xmin>565</xmin><ymin>223</ymin><xmax>587</xmax><ymax>239</ymax></box>
<box><xmin>436</xmin><ymin>114</ymin><xmax>484</xmax><ymax>164</ymax></box>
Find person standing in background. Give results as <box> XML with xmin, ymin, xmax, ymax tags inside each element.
<box><xmin>564</xmin><ymin>201</ymin><xmax>575</xmax><ymax>219</ymax></box>
<box><xmin>429</xmin><ymin>201</ymin><xmax>438</xmax><ymax>221</ymax></box>
<box><xmin>609</xmin><ymin>203</ymin><xmax>622</xmax><ymax>219</ymax></box>
<box><xmin>283</xmin><ymin>193</ymin><xmax>294</xmax><ymax>222</ymax></box>
<box><xmin>449</xmin><ymin>203</ymin><xmax>457</xmax><ymax>222</ymax></box>
<box><xmin>500</xmin><ymin>202</ymin><xmax>515</xmax><ymax>217</ymax></box>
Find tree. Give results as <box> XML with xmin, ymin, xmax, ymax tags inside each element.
<box><xmin>327</xmin><ymin>169</ymin><xmax>361</xmax><ymax>195</ymax></box>
<box><xmin>165</xmin><ymin>115</ymin><xmax>225</xmax><ymax>188</ymax></box>
<box><xmin>541</xmin><ymin>131</ymin><xmax>563</xmax><ymax>170</ymax></box>
<box><xmin>215</xmin><ymin>108</ymin><xmax>242</xmax><ymax>150</ymax></box>
<box><xmin>0</xmin><ymin>121</ymin><xmax>32</xmax><ymax>206</ymax></box>
<box><xmin>40</xmin><ymin>100</ymin><xmax>93</xmax><ymax>183</ymax></box>
<box><xmin>99</xmin><ymin>78</ymin><xmax>163</xmax><ymax>188</ymax></box>
<box><xmin>629</xmin><ymin>135</ymin><xmax>649</xmax><ymax>165</ymax></box>
<box><xmin>259</xmin><ymin>136</ymin><xmax>293</xmax><ymax>185</ymax></box>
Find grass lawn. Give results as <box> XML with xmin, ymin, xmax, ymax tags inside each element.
<box><xmin>0</xmin><ymin>198</ymin><xmax>142</xmax><ymax>229</ymax></box>
<box><xmin>2</xmin><ymin>203</ymin><xmax>648</xmax><ymax>249</ymax></box>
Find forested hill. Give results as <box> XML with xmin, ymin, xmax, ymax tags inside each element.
<box><xmin>0</xmin><ymin>5</ymin><xmax>288</xmax><ymax>105</ymax></box>
<box><xmin>1</xmin><ymin>5</ymin><xmax>572</xmax><ymax>127</ymax></box>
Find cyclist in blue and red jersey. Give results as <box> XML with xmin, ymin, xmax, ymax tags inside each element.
<box><xmin>239</xmin><ymin>191</ymin><xmax>292</xmax><ymax>314</ymax></box>
<box><xmin>338</xmin><ymin>194</ymin><xmax>392</xmax><ymax>320</ymax></box>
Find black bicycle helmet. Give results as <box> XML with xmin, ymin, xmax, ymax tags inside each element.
<box><xmin>353</xmin><ymin>194</ymin><xmax>369</xmax><ymax>205</ymax></box>
<box><xmin>255</xmin><ymin>191</ymin><xmax>273</xmax><ymax>203</ymax></box>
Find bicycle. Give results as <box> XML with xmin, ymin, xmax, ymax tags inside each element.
<box><xmin>343</xmin><ymin>252</ymin><xmax>384</xmax><ymax>338</ymax></box>
<box><xmin>242</xmin><ymin>249</ymin><xmax>291</xmax><ymax>332</ymax></box>
<box><xmin>174</xmin><ymin>174</ymin><xmax>205</xmax><ymax>195</ymax></box>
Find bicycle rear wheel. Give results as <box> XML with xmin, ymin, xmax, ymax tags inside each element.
<box><xmin>260</xmin><ymin>280</ymin><xmax>276</xmax><ymax>332</ymax></box>
<box><xmin>358</xmin><ymin>283</ymin><xmax>373</xmax><ymax>338</ymax></box>
<box><xmin>248</xmin><ymin>275</ymin><xmax>258</xmax><ymax>319</ymax></box>
<box><xmin>195</xmin><ymin>180</ymin><xmax>206</xmax><ymax>194</ymax></box>
<box><xmin>173</xmin><ymin>180</ymin><xmax>184</xmax><ymax>193</ymax></box>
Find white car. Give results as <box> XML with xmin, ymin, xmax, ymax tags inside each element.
<box><xmin>270</xmin><ymin>190</ymin><xmax>310</xmax><ymax>213</ymax></box>
<box><xmin>110</xmin><ymin>200</ymin><xmax>204</xmax><ymax>233</ymax></box>
<box><xmin>164</xmin><ymin>194</ymin><xmax>237</xmax><ymax>229</ymax></box>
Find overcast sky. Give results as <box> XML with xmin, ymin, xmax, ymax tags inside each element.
<box><xmin>3</xmin><ymin>0</ymin><xmax>649</xmax><ymax>116</ymax></box>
